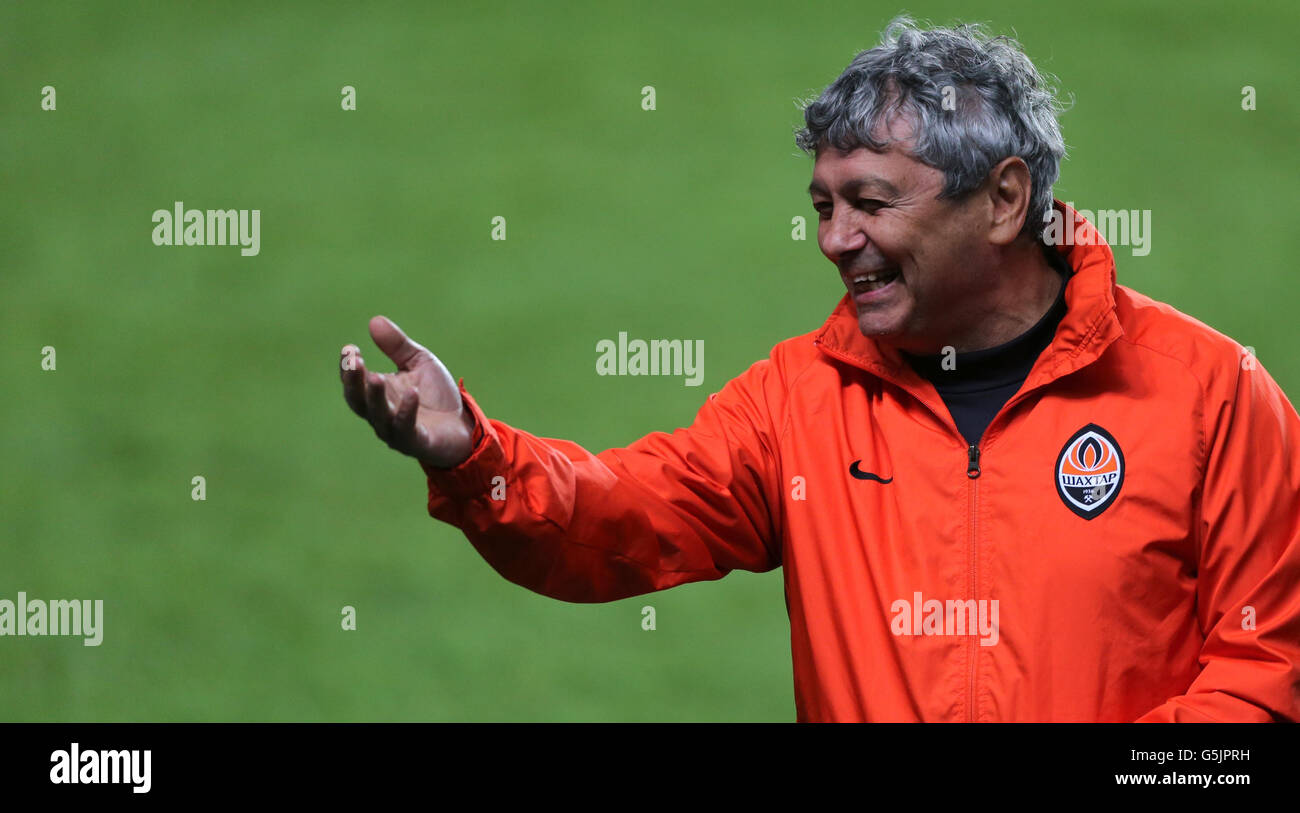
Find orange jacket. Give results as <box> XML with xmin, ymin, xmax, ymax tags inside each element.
<box><xmin>422</xmin><ymin>203</ymin><xmax>1300</xmax><ymax>722</ymax></box>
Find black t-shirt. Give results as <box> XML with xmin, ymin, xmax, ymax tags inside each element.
<box><xmin>901</xmin><ymin>247</ymin><xmax>1072</xmax><ymax>447</ymax></box>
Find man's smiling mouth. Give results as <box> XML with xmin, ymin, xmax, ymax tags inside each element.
<box><xmin>849</xmin><ymin>267</ymin><xmax>902</xmax><ymax>298</ymax></box>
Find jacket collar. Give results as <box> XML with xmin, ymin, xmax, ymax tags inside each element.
<box><xmin>812</xmin><ymin>200</ymin><xmax>1124</xmax><ymax>393</ymax></box>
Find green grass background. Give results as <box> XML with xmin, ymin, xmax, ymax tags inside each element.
<box><xmin>2</xmin><ymin>0</ymin><xmax>1295</xmax><ymax>720</ymax></box>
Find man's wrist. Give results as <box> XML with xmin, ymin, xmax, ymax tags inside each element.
<box><xmin>417</xmin><ymin>394</ymin><xmax>485</xmax><ymax>473</ymax></box>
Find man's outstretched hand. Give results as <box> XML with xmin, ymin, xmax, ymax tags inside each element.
<box><xmin>340</xmin><ymin>316</ymin><xmax>475</xmax><ymax>469</ymax></box>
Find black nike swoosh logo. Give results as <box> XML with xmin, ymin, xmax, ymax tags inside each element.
<box><xmin>849</xmin><ymin>461</ymin><xmax>892</xmax><ymax>483</ymax></box>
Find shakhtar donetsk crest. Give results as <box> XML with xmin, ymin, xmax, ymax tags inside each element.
<box><xmin>1055</xmin><ymin>424</ymin><xmax>1124</xmax><ymax>519</ymax></box>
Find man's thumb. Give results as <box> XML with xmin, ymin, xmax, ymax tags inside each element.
<box><xmin>369</xmin><ymin>315</ymin><xmax>428</xmax><ymax>370</ymax></box>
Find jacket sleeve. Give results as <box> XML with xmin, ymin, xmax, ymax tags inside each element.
<box><xmin>1136</xmin><ymin>355</ymin><xmax>1300</xmax><ymax>722</ymax></box>
<box><xmin>417</xmin><ymin>360</ymin><xmax>786</xmax><ymax>603</ymax></box>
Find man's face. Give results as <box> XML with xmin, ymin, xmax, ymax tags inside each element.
<box><xmin>809</xmin><ymin>134</ymin><xmax>995</xmax><ymax>354</ymax></box>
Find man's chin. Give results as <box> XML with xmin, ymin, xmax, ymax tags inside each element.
<box><xmin>855</xmin><ymin>309</ymin><xmax>908</xmax><ymax>342</ymax></box>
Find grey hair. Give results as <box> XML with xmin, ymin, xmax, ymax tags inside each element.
<box><xmin>795</xmin><ymin>16</ymin><xmax>1069</xmax><ymax>239</ymax></box>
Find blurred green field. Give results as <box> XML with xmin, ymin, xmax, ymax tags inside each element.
<box><xmin>2</xmin><ymin>0</ymin><xmax>1296</xmax><ymax>721</ymax></box>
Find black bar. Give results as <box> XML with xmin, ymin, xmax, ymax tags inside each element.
<box><xmin>0</xmin><ymin>723</ymin><xmax>1289</xmax><ymax>800</ymax></box>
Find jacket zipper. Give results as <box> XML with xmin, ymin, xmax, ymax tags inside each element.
<box><xmin>812</xmin><ymin>339</ymin><xmax>1029</xmax><ymax>723</ymax></box>
<box><xmin>966</xmin><ymin>443</ymin><xmax>980</xmax><ymax>722</ymax></box>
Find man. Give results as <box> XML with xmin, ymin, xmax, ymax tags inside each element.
<box><xmin>339</xmin><ymin>19</ymin><xmax>1300</xmax><ymax>721</ymax></box>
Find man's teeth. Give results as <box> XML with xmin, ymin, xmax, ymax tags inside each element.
<box><xmin>854</xmin><ymin>269</ymin><xmax>896</xmax><ymax>284</ymax></box>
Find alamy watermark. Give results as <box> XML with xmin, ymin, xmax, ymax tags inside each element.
<box><xmin>1044</xmin><ymin>203</ymin><xmax>1151</xmax><ymax>257</ymax></box>
<box><xmin>596</xmin><ymin>332</ymin><xmax>704</xmax><ymax>387</ymax></box>
<box><xmin>50</xmin><ymin>743</ymin><xmax>150</xmax><ymax>794</ymax></box>
<box><xmin>890</xmin><ymin>592</ymin><xmax>999</xmax><ymax>647</ymax></box>
<box><xmin>0</xmin><ymin>591</ymin><xmax>103</xmax><ymax>646</ymax></box>
<box><xmin>151</xmin><ymin>201</ymin><xmax>260</xmax><ymax>256</ymax></box>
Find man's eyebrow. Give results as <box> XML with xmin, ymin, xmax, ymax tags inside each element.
<box><xmin>807</xmin><ymin>176</ymin><xmax>901</xmax><ymax>198</ymax></box>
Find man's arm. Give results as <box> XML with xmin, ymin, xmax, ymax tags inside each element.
<box><xmin>341</xmin><ymin>316</ymin><xmax>785</xmax><ymax>604</ymax></box>
<box><xmin>418</xmin><ymin>366</ymin><xmax>785</xmax><ymax>603</ymax></box>
<box><xmin>1136</xmin><ymin>354</ymin><xmax>1300</xmax><ymax>722</ymax></box>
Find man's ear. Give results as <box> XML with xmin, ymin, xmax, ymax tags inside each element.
<box><xmin>985</xmin><ymin>156</ymin><xmax>1033</xmax><ymax>246</ymax></box>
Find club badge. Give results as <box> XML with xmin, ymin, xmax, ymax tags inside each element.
<box><xmin>1055</xmin><ymin>424</ymin><xmax>1124</xmax><ymax>519</ymax></box>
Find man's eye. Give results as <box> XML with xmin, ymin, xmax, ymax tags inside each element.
<box><xmin>858</xmin><ymin>199</ymin><xmax>886</xmax><ymax>211</ymax></box>
<box><xmin>813</xmin><ymin>203</ymin><xmax>831</xmax><ymax>219</ymax></box>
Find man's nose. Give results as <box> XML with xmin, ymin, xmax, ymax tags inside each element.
<box><xmin>820</xmin><ymin>210</ymin><xmax>868</xmax><ymax>262</ymax></box>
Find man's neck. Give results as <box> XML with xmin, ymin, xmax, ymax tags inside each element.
<box><xmin>941</xmin><ymin>241</ymin><xmax>1066</xmax><ymax>353</ymax></box>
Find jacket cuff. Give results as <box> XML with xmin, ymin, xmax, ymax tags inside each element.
<box><xmin>418</xmin><ymin>379</ymin><xmax>506</xmax><ymax>501</ymax></box>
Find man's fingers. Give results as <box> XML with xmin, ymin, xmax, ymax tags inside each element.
<box><xmin>369</xmin><ymin>315</ymin><xmax>431</xmax><ymax>372</ymax></box>
<box><xmin>364</xmin><ymin>373</ymin><xmax>397</xmax><ymax>444</ymax></box>
<box><xmin>340</xmin><ymin>345</ymin><xmax>370</xmax><ymax>418</ymax></box>
<box><xmin>392</xmin><ymin>388</ymin><xmax>420</xmax><ymax>449</ymax></box>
